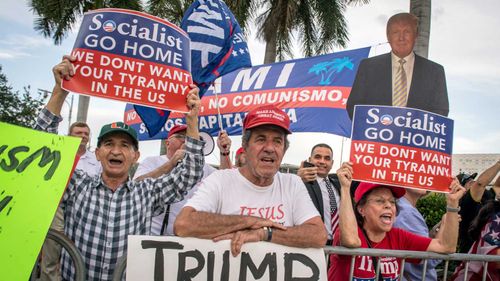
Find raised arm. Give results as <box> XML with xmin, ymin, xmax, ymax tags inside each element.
<box><xmin>470</xmin><ymin>160</ymin><xmax>500</xmax><ymax>201</ymax></box>
<box><xmin>185</xmin><ymin>85</ymin><xmax>199</xmax><ymax>141</ymax></box>
<box><xmin>217</xmin><ymin>130</ymin><xmax>233</xmax><ymax>169</ymax></box>
<box><xmin>46</xmin><ymin>55</ymin><xmax>75</xmax><ymax>115</ymax></box>
<box><xmin>337</xmin><ymin>162</ymin><xmax>362</xmax><ymax>247</ymax></box>
<box><xmin>427</xmin><ymin>179</ymin><xmax>466</xmax><ymax>253</ymax></box>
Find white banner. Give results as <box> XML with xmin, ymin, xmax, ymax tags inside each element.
<box><xmin>127</xmin><ymin>236</ymin><xmax>327</xmax><ymax>281</ymax></box>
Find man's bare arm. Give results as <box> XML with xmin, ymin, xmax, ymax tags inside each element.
<box><xmin>270</xmin><ymin>216</ymin><xmax>327</xmax><ymax>248</ymax></box>
<box><xmin>470</xmin><ymin>160</ymin><xmax>500</xmax><ymax>201</ymax></box>
<box><xmin>174</xmin><ymin>206</ymin><xmax>285</xmax><ymax>239</ymax></box>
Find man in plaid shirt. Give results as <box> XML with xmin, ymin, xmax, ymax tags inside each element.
<box><xmin>36</xmin><ymin>55</ymin><xmax>205</xmax><ymax>281</ymax></box>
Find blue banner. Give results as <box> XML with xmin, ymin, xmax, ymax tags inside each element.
<box><xmin>125</xmin><ymin>47</ymin><xmax>371</xmax><ymax>140</ymax></box>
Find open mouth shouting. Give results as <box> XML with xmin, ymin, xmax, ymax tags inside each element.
<box><xmin>108</xmin><ymin>157</ymin><xmax>124</xmax><ymax>167</ymax></box>
<box><xmin>380</xmin><ymin>212</ymin><xmax>393</xmax><ymax>226</ymax></box>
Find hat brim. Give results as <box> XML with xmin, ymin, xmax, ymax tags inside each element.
<box><xmin>356</xmin><ymin>183</ymin><xmax>406</xmax><ymax>202</ymax></box>
<box><xmin>245</xmin><ymin>121</ymin><xmax>291</xmax><ymax>134</ymax></box>
<box><xmin>98</xmin><ymin>130</ymin><xmax>138</xmax><ymax>148</ymax></box>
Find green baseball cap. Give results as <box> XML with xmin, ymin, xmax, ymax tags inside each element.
<box><xmin>97</xmin><ymin>122</ymin><xmax>138</xmax><ymax>148</ymax></box>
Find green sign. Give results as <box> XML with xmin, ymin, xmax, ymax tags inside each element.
<box><xmin>0</xmin><ymin>122</ymin><xmax>80</xmax><ymax>281</ymax></box>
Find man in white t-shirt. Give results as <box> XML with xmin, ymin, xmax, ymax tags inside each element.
<box><xmin>175</xmin><ymin>105</ymin><xmax>327</xmax><ymax>256</ymax></box>
<box><xmin>134</xmin><ymin>124</ymin><xmax>232</xmax><ymax>235</ymax></box>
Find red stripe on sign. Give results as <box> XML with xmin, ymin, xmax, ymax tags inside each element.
<box><xmin>168</xmin><ymin>86</ymin><xmax>351</xmax><ymax>118</ymax></box>
<box><xmin>62</xmin><ymin>48</ymin><xmax>192</xmax><ymax>112</ymax></box>
<box><xmin>350</xmin><ymin>140</ymin><xmax>452</xmax><ymax>192</ymax></box>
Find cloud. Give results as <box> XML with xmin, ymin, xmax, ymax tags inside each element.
<box><xmin>0</xmin><ymin>34</ymin><xmax>52</xmax><ymax>59</ymax></box>
<box><xmin>0</xmin><ymin>0</ymin><xmax>33</xmax><ymax>27</ymax></box>
<box><xmin>0</xmin><ymin>48</ymin><xmax>30</xmax><ymax>59</ymax></box>
<box><xmin>454</xmin><ymin>132</ymin><xmax>500</xmax><ymax>153</ymax></box>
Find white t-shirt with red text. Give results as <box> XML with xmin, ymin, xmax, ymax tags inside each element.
<box><xmin>184</xmin><ymin>169</ymin><xmax>320</xmax><ymax>226</ymax></box>
<box><xmin>328</xmin><ymin>227</ymin><xmax>432</xmax><ymax>281</ymax></box>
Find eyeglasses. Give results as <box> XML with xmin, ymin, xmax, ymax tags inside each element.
<box><xmin>367</xmin><ymin>197</ymin><xmax>397</xmax><ymax>207</ymax></box>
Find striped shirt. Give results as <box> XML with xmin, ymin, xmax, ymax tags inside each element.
<box><xmin>35</xmin><ymin>108</ymin><xmax>204</xmax><ymax>281</ymax></box>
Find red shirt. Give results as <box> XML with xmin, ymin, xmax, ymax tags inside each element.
<box><xmin>328</xmin><ymin>227</ymin><xmax>431</xmax><ymax>281</ymax></box>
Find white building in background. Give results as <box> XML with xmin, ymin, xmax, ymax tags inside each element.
<box><xmin>453</xmin><ymin>154</ymin><xmax>500</xmax><ymax>185</ymax></box>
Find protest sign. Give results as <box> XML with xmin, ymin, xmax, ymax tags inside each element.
<box><xmin>62</xmin><ymin>8</ymin><xmax>192</xmax><ymax>112</ymax></box>
<box><xmin>124</xmin><ymin>47</ymin><xmax>371</xmax><ymax>140</ymax></box>
<box><xmin>350</xmin><ymin>106</ymin><xmax>454</xmax><ymax>192</ymax></box>
<box><xmin>127</xmin><ymin>236</ymin><xmax>327</xmax><ymax>281</ymax></box>
<box><xmin>0</xmin><ymin>122</ymin><xmax>80</xmax><ymax>281</ymax></box>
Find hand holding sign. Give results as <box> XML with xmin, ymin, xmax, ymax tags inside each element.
<box><xmin>446</xmin><ymin>178</ymin><xmax>466</xmax><ymax>207</ymax></box>
<box><xmin>62</xmin><ymin>8</ymin><xmax>193</xmax><ymax>113</ymax></box>
<box><xmin>350</xmin><ymin>106</ymin><xmax>454</xmax><ymax>193</ymax></box>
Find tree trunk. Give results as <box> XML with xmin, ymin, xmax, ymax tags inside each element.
<box><xmin>263</xmin><ymin>32</ymin><xmax>278</xmax><ymax>64</ymax></box>
<box><xmin>410</xmin><ymin>0</ymin><xmax>431</xmax><ymax>58</ymax></box>
<box><xmin>76</xmin><ymin>0</ymin><xmax>108</xmax><ymax>123</ymax></box>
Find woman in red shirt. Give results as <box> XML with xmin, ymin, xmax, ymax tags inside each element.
<box><xmin>328</xmin><ymin>162</ymin><xmax>466</xmax><ymax>281</ymax></box>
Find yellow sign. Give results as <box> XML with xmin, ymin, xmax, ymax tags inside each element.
<box><xmin>0</xmin><ymin>122</ymin><xmax>80</xmax><ymax>281</ymax></box>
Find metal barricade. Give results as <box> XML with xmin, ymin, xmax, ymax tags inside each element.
<box><xmin>324</xmin><ymin>246</ymin><xmax>500</xmax><ymax>281</ymax></box>
<box><xmin>30</xmin><ymin>229</ymin><xmax>87</xmax><ymax>281</ymax></box>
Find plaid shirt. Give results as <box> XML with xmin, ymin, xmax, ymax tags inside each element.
<box><xmin>35</xmin><ymin>108</ymin><xmax>204</xmax><ymax>281</ymax></box>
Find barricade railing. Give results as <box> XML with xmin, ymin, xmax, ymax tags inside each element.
<box><xmin>112</xmin><ymin>245</ymin><xmax>499</xmax><ymax>281</ymax></box>
<box><xmin>324</xmin><ymin>246</ymin><xmax>500</xmax><ymax>281</ymax></box>
<box><xmin>30</xmin><ymin>229</ymin><xmax>86</xmax><ymax>281</ymax></box>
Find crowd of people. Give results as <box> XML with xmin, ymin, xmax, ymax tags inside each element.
<box><xmin>31</xmin><ymin>12</ymin><xmax>499</xmax><ymax>281</ymax></box>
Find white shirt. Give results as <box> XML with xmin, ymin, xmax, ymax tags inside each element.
<box><xmin>317</xmin><ymin>177</ymin><xmax>340</xmax><ymax>240</ymax></box>
<box><xmin>134</xmin><ymin>155</ymin><xmax>216</xmax><ymax>235</ymax></box>
<box><xmin>76</xmin><ymin>149</ymin><xmax>101</xmax><ymax>177</ymax></box>
<box><xmin>391</xmin><ymin>51</ymin><xmax>415</xmax><ymax>99</ymax></box>
<box><xmin>185</xmin><ymin>169</ymin><xmax>320</xmax><ymax>227</ymax></box>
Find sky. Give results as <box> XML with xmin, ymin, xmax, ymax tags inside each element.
<box><xmin>0</xmin><ymin>0</ymin><xmax>499</xmax><ymax>170</ymax></box>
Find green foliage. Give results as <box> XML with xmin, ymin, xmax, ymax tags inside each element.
<box><xmin>0</xmin><ymin>65</ymin><xmax>48</xmax><ymax>128</ymax></box>
<box><xmin>416</xmin><ymin>192</ymin><xmax>447</xmax><ymax>229</ymax></box>
<box><xmin>29</xmin><ymin>0</ymin><xmax>142</xmax><ymax>45</ymax></box>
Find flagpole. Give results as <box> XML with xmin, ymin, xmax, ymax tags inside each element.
<box><xmin>340</xmin><ymin>136</ymin><xmax>344</xmax><ymax>164</ymax></box>
<box><xmin>213</xmin><ymin>81</ymin><xmax>224</xmax><ymax>131</ymax></box>
<box><xmin>213</xmin><ymin>80</ymin><xmax>231</xmax><ymax>166</ymax></box>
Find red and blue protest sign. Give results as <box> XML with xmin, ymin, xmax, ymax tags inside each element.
<box><xmin>350</xmin><ymin>105</ymin><xmax>454</xmax><ymax>192</ymax></box>
<box><xmin>124</xmin><ymin>47</ymin><xmax>370</xmax><ymax>141</ymax></box>
<box><xmin>62</xmin><ymin>8</ymin><xmax>192</xmax><ymax>113</ymax></box>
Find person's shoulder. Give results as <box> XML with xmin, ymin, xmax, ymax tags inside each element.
<box><xmin>203</xmin><ymin>163</ymin><xmax>217</xmax><ymax>174</ymax></box>
<box><xmin>276</xmin><ymin>172</ymin><xmax>302</xmax><ymax>182</ymax></box>
<box><xmin>205</xmin><ymin>167</ymin><xmax>238</xmax><ymax>179</ymax></box>
<box><xmin>415</xmin><ymin>54</ymin><xmax>444</xmax><ymax>69</ymax></box>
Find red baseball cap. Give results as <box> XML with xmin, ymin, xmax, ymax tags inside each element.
<box><xmin>236</xmin><ymin>147</ymin><xmax>244</xmax><ymax>156</ymax></box>
<box><xmin>243</xmin><ymin>105</ymin><xmax>291</xmax><ymax>134</ymax></box>
<box><xmin>354</xmin><ymin>182</ymin><xmax>406</xmax><ymax>203</ymax></box>
<box><xmin>167</xmin><ymin>124</ymin><xmax>187</xmax><ymax>139</ymax></box>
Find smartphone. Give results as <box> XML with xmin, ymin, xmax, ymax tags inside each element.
<box><xmin>303</xmin><ymin>161</ymin><xmax>315</xmax><ymax>168</ymax></box>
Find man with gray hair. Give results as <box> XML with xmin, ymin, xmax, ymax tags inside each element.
<box><xmin>174</xmin><ymin>105</ymin><xmax>326</xmax><ymax>256</ymax></box>
<box><xmin>347</xmin><ymin>12</ymin><xmax>449</xmax><ymax>119</ymax></box>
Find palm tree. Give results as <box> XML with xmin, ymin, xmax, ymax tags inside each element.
<box><xmin>233</xmin><ymin>0</ymin><xmax>369</xmax><ymax>64</ymax></box>
<box><xmin>146</xmin><ymin>0</ymin><xmax>190</xmax><ymax>25</ymax></box>
<box><xmin>410</xmin><ymin>0</ymin><xmax>431</xmax><ymax>58</ymax></box>
<box><xmin>29</xmin><ymin>0</ymin><xmax>142</xmax><ymax>122</ymax></box>
<box><xmin>29</xmin><ymin>0</ymin><xmax>142</xmax><ymax>45</ymax></box>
